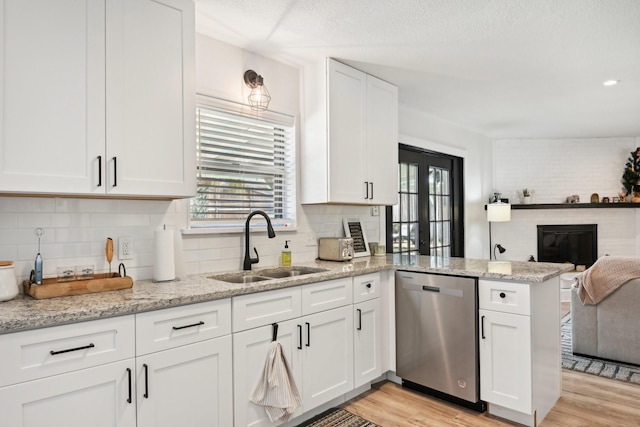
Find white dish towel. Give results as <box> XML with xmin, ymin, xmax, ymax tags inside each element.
<box><xmin>250</xmin><ymin>341</ymin><xmax>303</xmax><ymax>422</ymax></box>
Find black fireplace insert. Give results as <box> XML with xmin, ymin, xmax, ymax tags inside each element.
<box><xmin>537</xmin><ymin>224</ymin><xmax>598</xmax><ymax>268</ymax></box>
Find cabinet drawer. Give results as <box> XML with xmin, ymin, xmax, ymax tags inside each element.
<box><xmin>479</xmin><ymin>280</ymin><xmax>530</xmax><ymax>315</ymax></box>
<box><xmin>232</xmin><ymin>286</ymin><xmax>302</xmax><ymax>332</ymax></box>
<box><xmin>301</xmin><ymin>277</ymin><xmax>353</xmax><ymax>315</ymax></box>
<box><xmin>353</xmin><ymin>273</ymin><xmax>381</xmax><ymax>303</ymax></box>
<box><xmin>0</xmin><ymin>315</ymin><xmax>135</xmax><ymax>387</ymax></box>
<box><xmin>136</xmin><ymin>299</ymin><xmax>231</xmax><ymax>356</ymax></box>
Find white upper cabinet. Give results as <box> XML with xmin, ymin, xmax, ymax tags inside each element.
<box><xmin>301</xmin><ymin>58</ymin><xmax>398</xmax><ymax>205</ymax></box>
<box><xmin>0</xmin><ymin>0</ymin><xmax>195</xmax><ymax>198</ymax></box>
<box><xmin>105</xmin><ymin>0</ymin><xmax>195</xmax><ymax>198</ymax></box>
<box><xmin>0</xmin><ymin>0</ymin><xmax>106</xmax><ymax>195</ymax></box>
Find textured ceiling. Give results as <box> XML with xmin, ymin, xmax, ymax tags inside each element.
<box><xmin>195</xmin><ymin>0</ymin><xmax>640</xmax><ymax>139</ymax></box>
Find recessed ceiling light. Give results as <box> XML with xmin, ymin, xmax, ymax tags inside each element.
<box><xmin>603</xmin><ymin>79</ymin><xmax>619</xmax><ymax>86</ymax></box>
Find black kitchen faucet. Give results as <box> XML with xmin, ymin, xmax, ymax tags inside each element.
<box><xmin>243</xmin><ymin>210</ymin><xmax>276</xmax><ymax>270</ymax></box>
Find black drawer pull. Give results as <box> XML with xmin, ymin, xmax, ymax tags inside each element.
<box><xmin>97</xmin><ymin>155</ymin><xmax>102</xmax><ymax>187</ymax></box>
<box><xmin>481</xmin><ymin>315</ymin><xmax>486</xmax><ymax>339</ymax></box>
<box><xmin>366</xmin><ymin>283</ymin><xmax>372</xmax><ymax>289</ymax></box>
<box><xmin>143</xmin><ymin>363</ymin><xmax>149</xmax><ymax>398</ymax></box>
<box><xmin>297</xmin><ymin>324</ymin><xmax>302</xmax><ymax>350</ymax></box>
<box><xmin>172</xmin><ymin>321</ymin><xmax>204</xmax><ymax>330</ymax></box>
<box><xmin>306</xmin><ymin>322</ymin><xmax>311</xmax><ymax>347</ymax></box>
<box><xmin>499</xmin><ymin>292</ymin><xmax>506</xmax><ymax>299</ymax></box>
<box><xmin>50</xmin><ymin>343</ymin><xmax>95</xmax><ymax>355</ymax></box>
<box><xmin>112</xmin><ymin>157</ymin><xmax>117</xmax><ymax>187</ymax></box>
<box><xmin>357</xmin><ymin>309</ymin><xmax>362</xmax><ymax>330</ymax></box>
<box><xmin>126</xmin><ymin>368</ymin><xmax>132</xmax><ymax>403</ymax></box>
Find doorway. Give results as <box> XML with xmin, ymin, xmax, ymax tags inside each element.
<box><xmin>386</xmin><ymin>144</ymin><xmax>464</xmax><ymax>257</ymax></box>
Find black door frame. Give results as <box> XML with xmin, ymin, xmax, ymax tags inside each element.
<box><xmin>386</xmin><ymin>143</ymin><xmax>465</xmax><ymax>257</ymax></box>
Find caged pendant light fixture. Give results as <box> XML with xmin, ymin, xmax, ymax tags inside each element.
<box><xmin>243</xmin><ymin>70</ymin><xmax>271</xmax><ymax>111</ymax></box>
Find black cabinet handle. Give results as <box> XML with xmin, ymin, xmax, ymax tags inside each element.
<box><xmin>172</xmin><ymin>321</ymin><xmax>204</xmax><ymax>330</ymax></box>
<box><xmin>366</xmin><ymin>283</ymin><xmax>372</xmax><ymax>289</ymax></box>
<box><xmin>143</xmin><ymin>363</ymin><xmax>149</xmax><ymax>398</ymax></box>
<box><xmin>50</xmin><ymin>343</ymin><xmax>95</xmax><ymax>356</ymax></box>
<box><xmin>481</xmin><ymin>315</ymin><xmax>486</xmax><ymax>339</ymax></box>
<box><xmin>370</xmin><ymin>182</ymin><xmax>374</xmax><ymax>199</ymax></box>
<box><xmin>364</xmin><ymin>181</ymin><xmax>369</xmax><ymax>199</ymax></box>
<box><xmin>112</xmin><ymin>157</ymin><xmax>117</xmax><ymax>187</ymax></box>
<box><xmin>357</xmin><ymin>309</ymin><xmax>362</xmax><ymax>331</ymax></box>
<box><xmin>97</xmin><ymin>156</ymin><xmax>102</xmax><ymax>187</ymax></box>
<box><xmin>297</xmin><ymin>324</ymin><xmax>302</xmax><ymax>350</ymax></box>
<box><xmin>305</xmin><ymin>322</ymin><xmax>310</xmax><ymax>347</ymax></box>
<box><xmin>499</xmin><ymin>292</ymin><xmax>506</xmax><ymax>299</ymax></box>
<box><xmin>126</xmin><ymin>368</ymin><xmax>132</xmax><ymax>403</ymax></box>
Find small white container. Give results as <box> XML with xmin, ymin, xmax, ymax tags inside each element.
<box><xmin>0</xmin><ymin>262</ymin><xmax>19</xmax><ymax>302</ymax></box>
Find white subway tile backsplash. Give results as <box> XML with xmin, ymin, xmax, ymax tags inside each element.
<box><xmin>0</xmin><ymin>196</ymin><xmax>379</xmax><ymax>284</ymax></box>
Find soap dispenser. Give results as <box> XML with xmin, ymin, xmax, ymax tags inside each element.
<box><xmin>282</xmin><ymin>240</ymin><xmax>292</xmax><ymax>266</ymax></box>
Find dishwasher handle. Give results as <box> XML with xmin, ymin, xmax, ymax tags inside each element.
<box><xmin>422</xmin><ymin>285</ymin><xmax>440</xmax><ymax>292</ymax></box>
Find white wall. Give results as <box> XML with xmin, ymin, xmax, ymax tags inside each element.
<box><xmin>492</xmin><ymin>137</ymin><xmax>640</xmax><ymax>262</ymax></box>
<box><xmin>0</xmin><ymin>34</ymin><xmax>378</xmax><ymax>285</ymax></box>
<box><xmin>398</xmin><ymin>105</ymin><xmax>493</xmax><ymax>259</ymax></box>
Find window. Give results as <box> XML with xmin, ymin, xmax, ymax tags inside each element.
<box><xmin>190</xmin><ymin>96</ymin><xmax>296</xmax><ymax>230</ymax></box>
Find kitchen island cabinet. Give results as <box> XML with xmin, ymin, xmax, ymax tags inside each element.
<box><xmin>0</xmin><ymin>0</ymin><xmax>195</xmax><ymax>198</ymax></box>
<box><xmin>479</xmin><ymin>278</ymin><xmax>561</xmax><ymax>427</ymax></box>
<box><xmin>301</xmin><ymin>58</ymin><xmax>398</xmax><ymax>205</ymax></box>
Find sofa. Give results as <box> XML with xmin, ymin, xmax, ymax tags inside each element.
<box><xmin>571</xmin><ymin>278</ymin><xmax>640</xmax><ymax>365</ymax></box>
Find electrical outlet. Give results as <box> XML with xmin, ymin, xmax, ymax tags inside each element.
<box><xmin>371</xmin><ymin>206</ymin><xmax>380</xmax><ymax>216</ymax></box>
<box><xmin>119</xmin><ymin>236</ymin><xmax>134</xmax><ymax>260</ymax></box>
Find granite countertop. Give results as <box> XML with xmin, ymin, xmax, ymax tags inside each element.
<box><xmin>0</xmin><ymin>255</ymin><xmax>572</xmax><ymax>334</ymax></box>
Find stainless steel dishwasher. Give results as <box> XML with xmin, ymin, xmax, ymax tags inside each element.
<box><xmin>395</xmin><ymin>270</ymin><xmax>485</xmax><ymax>411</ymax></box>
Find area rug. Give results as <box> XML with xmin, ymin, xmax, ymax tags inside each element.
<box><xmin>562</xmin><ymin>312</ymin><xmax>640</xmax><ymax>384</ymax></box>
<box><xmin>296</xmin><ymin>408</ymin><xmax>380</xmax><ymax>427</ymax></box>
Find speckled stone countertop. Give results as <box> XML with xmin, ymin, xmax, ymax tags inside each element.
<box><xmin>0</xmin><ymin>255</ymin><xmax>572</xmax><ymax>334</ymax></box>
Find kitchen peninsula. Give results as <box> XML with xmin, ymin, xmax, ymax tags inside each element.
<box><xmin>0</xmin><ymin>256</ymin><xmax>571</xmax><ymax>427</ymax></box>
<box><xmin>0</xmin><ymin>256</ymin><xmax>570</xmax><ymax>333</ymax></box>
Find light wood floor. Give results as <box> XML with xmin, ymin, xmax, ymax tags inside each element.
<box><xmin>342</xmin><ymin>302</ymin><xmax>640</xmax><ymax>426</ymax></box>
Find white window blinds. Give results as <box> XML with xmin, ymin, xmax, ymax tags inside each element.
<box><xmin>191</xmin><ymin>97</ymin><xmax>296</xmax><ymax>229</ymax></box>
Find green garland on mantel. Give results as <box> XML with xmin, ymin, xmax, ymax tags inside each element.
<box><xmin>622</xmin><ymin>147</ymin><xmax>640</xmax><ymax>195</ymax></box>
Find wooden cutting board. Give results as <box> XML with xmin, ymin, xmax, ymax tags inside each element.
<box><xmin>23</xmin><ymin>273</ymin><xmax>132</xmax><ymax>299</ymax></box>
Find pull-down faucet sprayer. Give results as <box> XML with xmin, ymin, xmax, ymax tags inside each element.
<box><xmin>243</xmin><ymin>210</ymin><xmax>276</xmax><ymax>270</ymax></box>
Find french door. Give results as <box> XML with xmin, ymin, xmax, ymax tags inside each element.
<box><xmin>386</xmin><ymin>144</ymin><xmax>464</xmax><ymax>257</ymax></box>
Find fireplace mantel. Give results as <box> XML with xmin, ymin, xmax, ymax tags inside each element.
<box><xmin>484</xmin><ymin>203</ymin><xmax>640</xmax><ymax>210</ymax></box>
<box><xmin>511</xmin><ymin>203</ymin><xmax>640</xmax><ymax>209</ymax></box>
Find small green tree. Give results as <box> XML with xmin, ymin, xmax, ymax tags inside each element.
<box><xmin>622</xmin><ymin>147</ymin><xmax>640</xmax><ymax>195</ymax></box>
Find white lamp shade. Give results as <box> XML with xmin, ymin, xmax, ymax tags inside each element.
<box><xmin>487</xmin><ymin>203</ymin><xmax>511</xmax><ymax>222</ymax></box>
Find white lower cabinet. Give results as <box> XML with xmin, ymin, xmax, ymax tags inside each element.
<box><xmin>478</xmin><ymin>278</ymin><xmax>561</xmax><ymax>427</ymax></box>
<box><xmin>135</xmin><ymin>299</ymin><xmax>233</xmax><ymax>427</ymax></box>
<box><xmin>136</xmin><ymin>336</ymin><xmax>233</xmax><ymax>427</ymax></box>
<box><xmin>0</xmin><ymin>316</ymin><xmax>136</xmax><ymax>427</ymax></box>
<box><xmin>353</xmin><ymin>298</ymin><xmax>382</xmax><ymax>388</ymax></box>
<box><xmin>233</xmin><ymin>306</ymin><xmax>354</xmax><ymax>427</ymax></box>
<box><xmin>233</xmin><ymin>318</ymin><xmax>303</xmax><ymax>427</ymax></box>
<box><xmin>0</xmin><ymin>358</ymin><xmax>136</xmax><ymax>427</ymax></box>
<box><xmin>301</xmin><ymin>305</ymin><xmax>354</xmax><ymax>409</ymax></box>
<box><xmin>479</xmin><ymin>308</ymin><xmax>532</xmax><ymax>413</ymax></box>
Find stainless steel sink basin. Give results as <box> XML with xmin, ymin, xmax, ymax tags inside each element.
<box><xmin>218</xmin><ymin>275</ymin><xmax>271</xmax><ymax>284</ymax></box>
<box><xmin>258</xmin><ymin>267</ymin><xmax>328</xmax><ymax>279</ymax></box>
<box><xmin>209</xmin><ymin>266</ymin><xmax>328</xmax><ymax>284</ymax></box>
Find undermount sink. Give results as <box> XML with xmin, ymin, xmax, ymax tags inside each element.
<box><xmin>218</xmin><ymin>275</ymin><xmax>271</xmax><ymax>284</ymax></box>
<box><xmin>209</xmin><ymin>266</ymin><xmax>328</xmax><ymax>284</ymax></box>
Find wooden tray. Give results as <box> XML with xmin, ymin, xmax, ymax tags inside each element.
<box><xmin>23</xmin><ymin>273</ymin><xmax>133</xmax><ymax>300</ymax></box>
